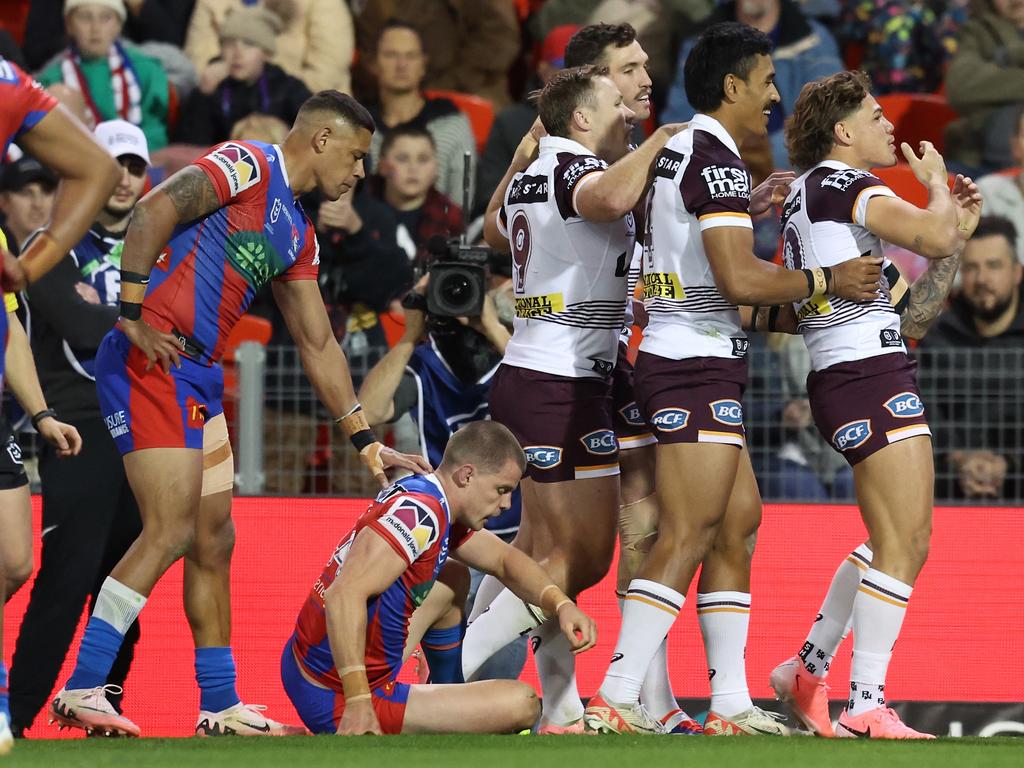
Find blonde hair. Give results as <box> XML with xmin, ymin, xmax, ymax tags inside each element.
<box><xmin>229</xmin><ymin>113</ymin><xmax>290</xmax><ymax>144</ymax></box>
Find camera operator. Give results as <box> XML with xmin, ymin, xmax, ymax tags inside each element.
<box><xmin>358</xmin><ymin>273</ymin><xmax>527</xmax><ymax>681</ymax></box>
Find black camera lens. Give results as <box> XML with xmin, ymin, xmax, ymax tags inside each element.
<box><xmin>441</xmin><ymin>273</ymin><xmax>472</xmax><ymax>304</ymax></box>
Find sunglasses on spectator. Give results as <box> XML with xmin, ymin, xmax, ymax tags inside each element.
<box><xmin>119</xmin><ymin>156</ymin><xmax>148</xmax><ymax>178</ymax></box>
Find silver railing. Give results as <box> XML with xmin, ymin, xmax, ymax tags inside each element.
<box><xmin>228</xmin><ymin>340</ymin><xmax>1022</xmax><ymax>504</ymax></box>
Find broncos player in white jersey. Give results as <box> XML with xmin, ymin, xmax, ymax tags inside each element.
<box><xmin>584</xmin><ymin>23</ymin><xmax>884</xmax><ymax>736</ymax></box>
<box><xmin>765</xmin><ymin>70</ymin><xmax>981</xmax><ymax>740</ymax></box>
<box><xmin>461</xmin><ymin>65</ymin><xmax>685</xmax><ymax>733</ymax></box>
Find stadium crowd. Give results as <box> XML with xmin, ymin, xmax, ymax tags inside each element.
<box><xmin>0</xmin><ymin>0</ymin><xmax>1017</xmax><ymax>751</ymax></box>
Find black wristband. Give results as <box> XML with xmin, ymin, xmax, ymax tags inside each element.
<box><xmin>767</xmin><ymin>304</ymin><xmax>781</xmax><ymax>332</ymax></box>
<box><xmin>350</xmin><ymin>429</ymin><xmax>377</xmax><ymax>453</ymax></box>
<box><xmin>821</xmin><ymin>266</ymin><xmax>833</xmax><ymax>294</ymax></box>
<box><xmin>801</xmin><ymin>268</ymin><xmax>815</xmax><ymax>298</ymax></box>
<box><xmin>121</xmin><ymin>270</ymin><xmax>150</xmax><ymax>285</ymax></box>
<box><xmin>750</xmin><ymin>306</ymin><xmax>760</xmax><ymax>333</ymax></box>
<box><xmin>31</xmin><ymin>408</ymin><xmax>57</xmax><ymax>430</ymax></box>
<box><xmin>120</xmin><ymin>300</ymin><xmax>142</xmax><ymax>321</ymax></box>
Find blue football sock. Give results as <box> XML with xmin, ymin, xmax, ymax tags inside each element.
<box><xmin>1</xmin><ymin>662</ymin><xmax>9</xmax><ymax>720</ymax></box>
<box><xmin>421</xmin><ymin>624</ymin><xmax>465</xmax><ymax>684</ymax></box>
<box><xmin>195</xmin><ymin>647</ymin><xmax>240</xmax><ymax>713</ymax></box>
<box><xmin>66</xmin><ymin>617</ymin><xmax>125</xmax><ymax>690</ymax></box>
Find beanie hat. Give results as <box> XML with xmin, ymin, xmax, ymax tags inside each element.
<box><xmin>64</xmin><ymin>0</ymin><xmax>127</xmax><ymax>21</ymax></box>
<box><xmin>220</xmin><ymin>6</ymin><xmax>283</xmax><ymax>55</ymax></box>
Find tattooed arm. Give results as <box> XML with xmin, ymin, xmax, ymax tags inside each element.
<box><xmin>116</xmin><ymin>166</ymin><xmax>225</xmax><ymax>372</ymax></box>
<box><xmin>900</xmin><ymin>250</ymin><xmax>961</xmax><ymax>340</ymax></box>
<box><xmin>118</xmin><ymin>167</ymin><xmax>223</xmax><ymax>287</ymax></box>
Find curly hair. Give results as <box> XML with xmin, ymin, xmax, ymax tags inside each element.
<box><xmin>785</xmin><ymin>70</ymin><xmax>872</xmax><ymax>171</ymax></box>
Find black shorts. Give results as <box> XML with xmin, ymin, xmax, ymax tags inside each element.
<box><xmin>0</xmin><ymin>419</ymin><xmax>29</xmax><ymax>490</ymax></box>
<box><xmin>633</xmin><ymin>352</ymin><xmax>748</xmax><ymax>447</ymax></box>
<box><xmin>807</xmin><ymin>352</ymin><xmax>931</xmax><ymax>466</ymax></box>
<box><xmin>611</xmin><ymin>344</ymin><xmax>656</xmax><ymax>451</ymax></box>
<box><xmin>489</xmin><ymin>364</ymin><xmax>619</xmax><ymax>483</ymax></box>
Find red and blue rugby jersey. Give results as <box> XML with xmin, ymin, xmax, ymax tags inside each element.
<box><xmin>293</xmin><ymin>474</ymin><xmax>474</xmax><ymax>692</ymax></box>
<box><xmin>0</xmin><ymin>58</ymin><xmax>56</xmax><ymax>159</ymax></box>
<box><xmin>141</xmin><ymin>140</ymin><xmax>319</xmax><ymax>364</ymax></box>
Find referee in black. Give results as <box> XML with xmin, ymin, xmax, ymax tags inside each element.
<box><xmin>7</xmin><ymin>121</ymin><xmax>150</xmax><ymax>736</ymax></box>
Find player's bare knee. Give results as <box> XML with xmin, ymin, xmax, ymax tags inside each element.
<box><xmin>513</xmin><ymin>683</ymin><xmax>541</xmax><ymax>730</ymax></box>
<box><xmin>6</xmin><ymin>554</ymin><xmax>32</xmax><ymax>592</ymax></box>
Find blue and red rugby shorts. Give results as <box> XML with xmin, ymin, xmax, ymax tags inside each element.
<box><xmin>96</xmin><ymin>327</ymin><xmax>224</xmax><ymax>454</ymax></box>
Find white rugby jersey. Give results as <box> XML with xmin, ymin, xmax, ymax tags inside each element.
<box><xmin>781</xmin><ymin>160</ymin><xmax>903</xmax><ymax>371</ymax></box>
<box><xmin>497</xmin><ymin>136</ymin><xmax>633</xmax><ymax>378</ymax></box>
<box><xmin>639</xmin><ymin>114</ymin><xmax>751</xmax><ymax>361</ymax></box>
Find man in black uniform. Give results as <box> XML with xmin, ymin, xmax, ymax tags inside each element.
<box><xmin>7</xmin><ymin>120</ymin><xmax>151</xmax><ymax>736</ymax></box>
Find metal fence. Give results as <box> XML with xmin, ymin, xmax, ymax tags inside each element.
<box><xmin>228</xmin><ymin>339</ymin><xmax>1024</xmax><ymax>505</ymax></box>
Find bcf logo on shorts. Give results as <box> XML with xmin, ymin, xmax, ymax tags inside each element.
<box><xmin>580</xmin><ymin>429</ymin><xmax>617</xmax><ymax>455</ymax></box>
<box><xmin>832</xmin><ymin>419</ymin><xmax>872</xmax><ymax>452</ymax></box>
<box><xmin>651</xmin><ymin>408</ymin><xmax>690</xmax><ymax>432</ymax></box>
<box><xmin>883</xmin><ymin>392</ymin><xmax>924</xmax><ymax>419</ymax></box>
<box><xmin>710</xmin><ymin>399</ymin><xmax>743</xmax><ymax>426</ymax></box>
<box><xmin>525</xmin><ymin>446</ymin><xmax>562</xmax><ymax>469</ymax></box>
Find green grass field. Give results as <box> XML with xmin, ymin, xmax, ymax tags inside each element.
<box><xmin>5</xmin><ymin>735</ymin><xmax>1022</xmax><ymax>768</ymax></box>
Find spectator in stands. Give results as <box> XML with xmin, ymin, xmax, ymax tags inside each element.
<box><xmin>475</xmin><ymin>24</ymin><xmax>578</xmax><ymax>218</ymax></box>
<box><xmin>919</xmin><ymin>215</ymin><xmax>1024</xmax><ymax>500</ymax></box>
<box><xmin>36</xmin><ymin>0</ymin><xmax>172</xmax><ymax>151</ymax></box>
<box><xmin>0</xmin><ymin>159</ymin><xmax>57</xmax><ymax>253</ymax></box>
<box><xmin>371</xmin><ymin>124</ymin><xmax>464</xmax><ymax>268</ymax></box>
<box><xmin>22</xmin><ymin>0</ymin><xmax>197</xmax><ymax>70</ymax></box>
<box><xmin>364</xmin><ymin>21</ymin><xmax>477</xmax><ymax>206</ymax></box>
<box><xmin>661</xmin><ymin>0</ymin><xmax>843</xmax><ymax>169</ymax></box>
<box><xmin>976</xmin><ymin>105</ymin><xmax>1024</xmax><ymax>263</ymax></box>
<box><xmin>837</xmin><ymin>1</ymin><xmax>966</xmax><ymax>95</ymax></box>
<box><xmin>353</xmin><ymin>0</ymin><xmax>520</xmax><ymax>109</ymax></box>
<box><xmin>946</xmin><ymin>0</ymin><xmax>1024</xmax><ymax>173</ymax></box>
<box><xmin>175</xmin><ymin>4</ymin><xmax>311</xmax><ymax>146</ymax></box>
<box><xmin>185</xmin><ymin>0</ymin><xmax>354</xmax><ymax>95</ymax></box>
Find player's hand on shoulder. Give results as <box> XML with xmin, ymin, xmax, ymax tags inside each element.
<box><xmin>830</xmin><ymin>254</ymin><xmax>883</xmax><ymax>302</ymax></box>
<box><xmin>337</xmin><ymin>698</ymin><xmax>382</xmax><ymax>736</ymax></box>
<box><xmin>360</xmin><ymin>443</ymin><xmax>433</xmax><ymax>488</ymax></box>
<box><xmin>749</xmin><ymin>171</ymin><xmax>796</xmax><ymax>216</ymax></box>
<box><xmin>657</xmin><ymin>122</ymin><xmax>688</xmax><ymax>138</ymax></box>
<box><xmin>513</xmin><ymin>118</ymin><xmax>546</xmax><ymax>168</ymax></box>
<box><xmin>556</xmin><ymin>600</ymin><xmax>597</xmax><ymax>655</ymax></box>
<box><xmin>36</xmin><ymin>416</ymin><xmax>83</xmax><ymax>458</ymax></box>
<box><xmin>901</xmin><ymin>141</ymin><xmax>948</xmax><ymax>188</ymax></box>
<box><xmin>120</xmin><ymin>318</ymin><xmax>182</xmax><ymax>374</ymax></box>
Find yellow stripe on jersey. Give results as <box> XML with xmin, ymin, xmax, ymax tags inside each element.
<box><xmin>642</xmin><ymin>272</ymin><xmax>685</xmax><ymax>301</ymax></box>
<box><xmin>514</xmin><ymin>293</ymin><xmax>565</xmax><ymax>318</ymax></box>
<box><xmin>851</xmin><ymin>185</ymin><xmax>889</xmax><ymax>225</ymax></box>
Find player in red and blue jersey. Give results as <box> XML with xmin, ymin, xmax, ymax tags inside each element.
<box><xmin>1</xmin><ymin>56</ymin><xmax>121</xmax><ymax>754</ymax></box>
<box><xmin>282</xmin><ymin>421</ymin><xmax>597</xmax><ymax>735</ymax></box>
<box><xmin>50</xmin><ymin>91</ymin><xmax>430</xmax><ymax>739</ymax></box>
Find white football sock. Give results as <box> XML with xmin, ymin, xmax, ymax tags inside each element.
<box><xmin>616</xmin><ymin>595</ymin><xmax>677</xmax><ymax>723</ymax></box>
<box><xmin>531</xmin><ymin>619</ymin><xmax>583</xmax><ymax>725</ymax></box>
<box><xmin>600</xmin><ymin>579</ymin><xmax>683</xmax><ymax>705</ymax></box>
<box><xmin>697</xmin><ymin>591</ymin><xmax>753</xmax><ymax>717</ymax></box>
<box><xmin>848</xmin><ymin>568</ymin><xmax>912</xmax><ymax>716</ymax></box>
<box><xmin>468</xmin><ymin>574</ymin><xmax>505</xmax><ymax>623</ymax></box>
<box><xmin>462</xmin><ymin>587</ymin><xmax>544</xmax><ymax>681</ymax></box>
<box><xmin>801</xmin><ymin>544</ymin><xmax>872</xmax><ymax>678</ymax></box>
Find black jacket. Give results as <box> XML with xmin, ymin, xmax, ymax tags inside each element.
<box><xmin>25</xmin><ymin>252</ymin><xmax>118</xmax><ymax>421</ymax></box>
<box><xmin>175</xmin><ymin>63</ymin><xmax>312</xmax><ymax>146</ymax></box>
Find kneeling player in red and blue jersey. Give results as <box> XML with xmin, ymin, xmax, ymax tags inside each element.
<box><xmin>284</xmin><ymin>421</ymin><xmax>597</xmax><ymax>735</ymax></box>
<box><xmin>50</xmin><ymin>91</ymin><xmax>430</xmax><ymax>738</ymax></box>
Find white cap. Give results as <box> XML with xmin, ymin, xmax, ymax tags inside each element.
<box><xmin>94</xmin><ymin>119</ymin><xmax>150</xmax><ymax>165</ymax></box>
<box><xmin>64</xmin><ymin>0</ymin><xmax>127</xmax><ymax>21</ymax></box>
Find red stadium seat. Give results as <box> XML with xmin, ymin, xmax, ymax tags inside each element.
<box><xmin>424</xmin><ymin>89</ymin><xmax>495</xmax><ymax>154</ymax></box>
<box><xmin>871</xmin><ymin>163</ymin><xmax>953</xmax><ymax>209</ymax></box>
<box><xmin>876</xmin><ymin>93</ymin><xmax>958</xmax><ymax>154</ymax></box>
